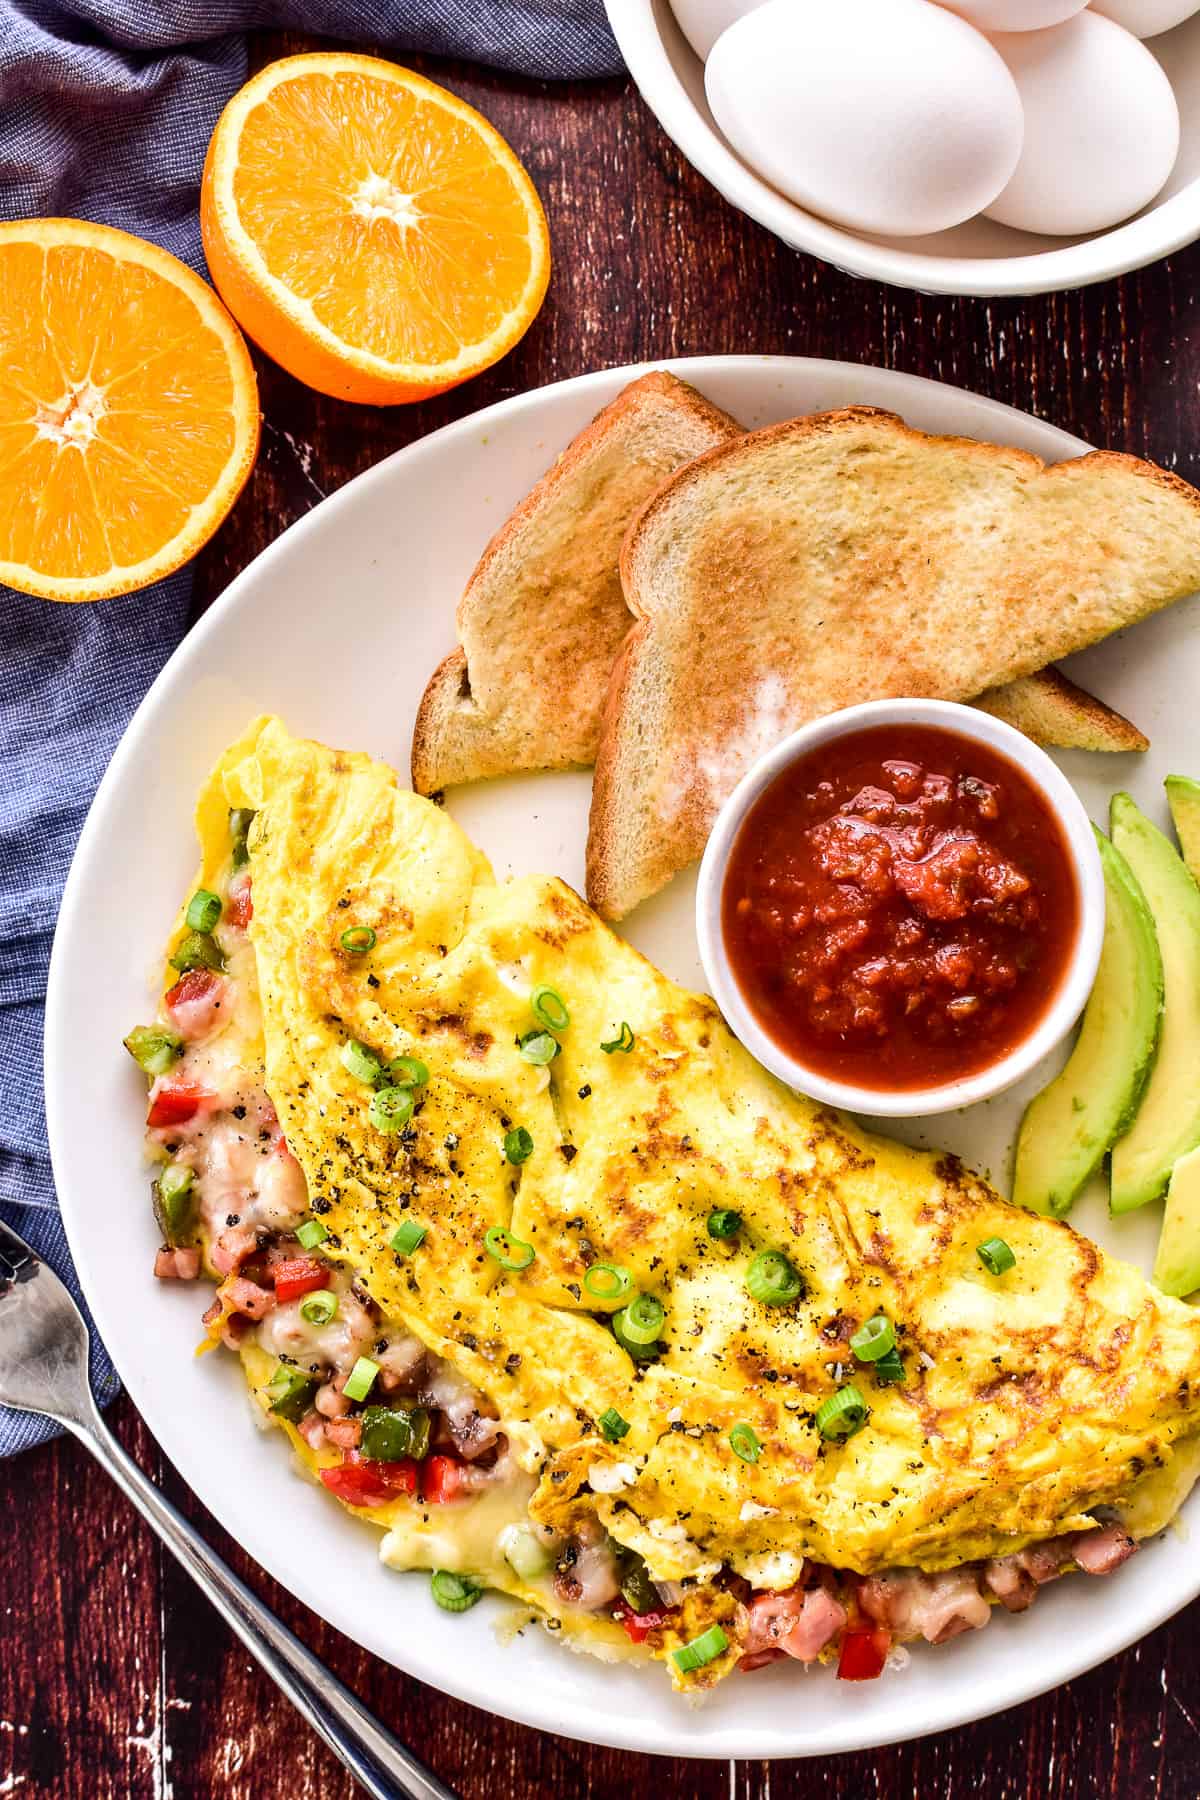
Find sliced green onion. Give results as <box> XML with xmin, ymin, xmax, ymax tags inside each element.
<box><xmin>430</xmin><ymin>1570</ymin><xmax>483</xmax><ymax>1613</ymax></box>
<box><xmin>485</xmin><ymin>1226</ymin><xmax>535</xmax><ymax>1271</ymax></box>
<box><xmin>530</xmin><ymin>985</ymin><xmax>570</xmax><ymax>1032</ymax></box>
<box><xmin>601</xmin><ymin>1022</ymin><xmax>635</xmax><ymax>1055</ymax></box>
<box><xmin>518</xmin><ymin>1029</ymin><xmax>560</xmax><ymax>1067</ymax></box>
<box><xmin>815</xmin><ymin>1383</ymin><xmax>869</xmax><ymax>1442</ymax></box>
<box><xmin>185</xmin><ymin>889</ymin><xmax>222</xmax><ymax>933</ymax></box>
<box><xmin>599</xmin><ymin>1407</ymin><xmax>630</xmax><ymax>1442</ymax></box>
<box><xmin>618</xmin><ymin>1551</ymin><xmax>660</xmax><ymax>1616</ymax></box>
<box><xmin>169</xmin><ymin>930</ymin><xmax>225</xmax><ymax>975</ymax></box>
<box><xmin>729</xmin><ymin>1422</ymin><xmax>761</xmax><ymax>1464</ymax></box>
<box><xmin>612</xmin><ymin>1312</ymin><xmax>660</xmax><ymax>1361</ymax></box>
<box><xmin>152</xmin><ymin>1163</ymin><xmax>194</xmax><ymax>1245</ymax></box>
<box><xmin>672</xmin><ymin>1625</ymin><xmax>729</xmax><ymax>1674</ymax></box>
<box><xmin>296</xmin><ymin>1217</ymin><xmax>328</xmax><ymax>1251</ymax></box>
<box><xmin>229</xmin><ymin>807</ymin><xmax>255</xmax><ymax>870</ymax></box>
<box><xmin>341</xmin><ymin>1038</ymin><xmax>382</xmax><ymax>1084</ymax></box>
<box><xmin>745</xmin><ymin>1249</ymin><xmax>804</xmax><ymax>1307</ymax></box>
<box><xmin>873</xmin><ymin>1348</ymin><xmax>905</xmax><ymax>1386</ymax></box>
<box><xmin>124</xmin><ymin>1025</ymin><xmax>182</xmax><ymax>1078</ymax></box>
<box><xmin>584</xmin><ymin>1263</ymin><xmax>633</xmax><ymax>1302</ymax></box>
<box><xmin>385</xmin><ymin>1056</ymin><xmax>429</xmax><ymax>1089</ymax></box>
<box><xmin>977</xmin><ymin>1237</ymin><xmax>1016</xmax><ymax>1276</ymax></box>
<box><xmin>850</xmin><ymin>1314</ymin><xmax>896</xmax><ymax>1363</ymax></box>
<box><xmin>370</xmin><ymin>1085</ymin><xmax>414</xmax><ymax>1133</ymax></box>
<box><xmin>264</xmin><ymin>1363</ymin><xmax>317</xmax><ymax>1424</ymax></box>
<box><xmin>343</xmin><ymin>1356</ymin><xmax>379</xmax><ymax>1403</ymax></box>
<box><xmin>499</xmin><ymin>1525</ymin><xmax>551</xmax><ymax>1582</ymax></box>
<box><xmin>707</xmin><ymin>1208</ymin><xmax>741</xmax><ymax>1240</ymax></box>
<box><xmin>360</xmin><ymin>1405</ymin><xmax>430</xmax><ymax>1462</ymax></box>
<box><xmin>614</xmin><ymin>1294</ymin><xmax>664</xmax><ymax>1347</ymax></box>
<box><xmin>340</xmin><ymin>925</ymin><xmax>377</xmax><ymax>955</ymax></box>
<box><xmin>299</xmin><ymin>1289</ymin><xmax>337</xmax><ymax>1326</ymax></box>
<box><xmin>390</xmin><ymin>1219</ymin><xmax>427</xmax><ymax>1256</ymax></box>
<box><xmin>503</xmin><ymin>1127</ymin><xmax>534</xmax><ymax>1165</ymax></box>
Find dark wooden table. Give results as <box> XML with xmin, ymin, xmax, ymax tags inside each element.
<box><xmin>6</xmin><ymin>31</ymin><xmax>1200</xmax><ymax>1800</ymax></box>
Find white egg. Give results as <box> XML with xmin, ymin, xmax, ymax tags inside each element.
<box><xmin>984</xmin><ymin>12</ymin><xmax>1179</xmax><ymax>236</ymax></box>
<box><xmin>671</xmin><ymin>0</ymin><xmax>768</xmax><ymax>61</ymax></box>
<box><xmin>939</xmin><ymin>0</ymin><xmax>1086</xmax><ymax>26</ymax></box>
<box><xmin>1090</xmin><ymin>0</ymin><xmax>1200</xmax><ymax>37</ymax></box>
<box><xmin>705</xmin><ymin>0</ymin><xmax>1023</xmax><ymax>238</ymax></box>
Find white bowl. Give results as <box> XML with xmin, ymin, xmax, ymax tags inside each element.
<box><xmin>606</xmin><ymin>0</ymin><xmax>1200</xmax><ymax>296</ymax></box>
<box><xmin>696</xmin><ymin>698</ymin><xmax>1106</xmax><ymax>1117</ymax></box>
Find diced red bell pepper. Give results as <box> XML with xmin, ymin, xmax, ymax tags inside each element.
<box><xmin>273</xmin><ymin>1256</ymin><xmax>328</xmax><ymax>1303</ymax></box>
<box><xmin>836</xmin><ymin>1626</ymin><xmax>890</xmax><ymax>1681</ymax></box>
<box><xmin>320</xmin><ymin>1451</ymin><xmax>418</xmax><ymax>1507</ymax></box>
<box><xmin>164</xmin><ymin>968</ymin><xmax>220</xmax><ymax>1012</ymax></box>
<box><xmin>227</xmin><ymin>883</ymin><xmax>253</xmax><ymax>930</ymax></box>
<box><xmin>421</xmin><ymin>1453</ymin><xmax>469</xmax><ymax>1503</ymax></box>
<box><xmin>146</xmin><ymin>1082</ymin><xmax>214</xmax><ymax>1128</ymax></box>
<box><xmin>612</xmin><ymin>1600</ymin><xmax>675</xmax><ymax>1644</ymax></box>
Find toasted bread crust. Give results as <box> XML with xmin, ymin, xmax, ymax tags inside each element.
<box><xmin>589</xmin><ymin>407</ymin><xmax>1200</xmax><ymax>919</ymax></box>
<box><xmin>410</xmin><ymin>371</ymin><xmax>740</xmax><ymax>795</ymax></box>
<box><xmin>974</xmin><ymin>667</ymin><xmax>1149</xmax><ymax>755</ymax></box>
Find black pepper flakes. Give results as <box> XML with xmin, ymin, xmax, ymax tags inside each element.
<box><xmin>577</xmin><ymin>1085</ymin><xmax>591</xmax><ymax>1099</ymax></box>
<box><xmin>559</xmin><ymin>1144</ymin><xmax>577</xmax><ymax>1164</ymax></box>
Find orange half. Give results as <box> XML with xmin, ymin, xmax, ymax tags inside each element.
<box><xmin>0</xmin><ymin>219</ymin><xmax>259</xmax><ymax>603</ymax></box>
<box><xmin>200</xmin><ymin>53</ymin><xmax>552</xmax><ymax>405</ymax></box>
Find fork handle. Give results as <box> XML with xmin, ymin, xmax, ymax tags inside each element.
<box><xmin>66</xmin><ymin>1407</ymin><xmax>460</xmax><ymax>1800</ymax></box>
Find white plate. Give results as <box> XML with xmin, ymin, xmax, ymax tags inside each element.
<box><xmin>608</xmin><ymin>0</ymin><xmax>1200</xmax><ymax>297</ymax></box>
<box><xmin>45</xmin><ymin>356</ymin><xmax>1200</xmax><ymax>1759</ymax></box>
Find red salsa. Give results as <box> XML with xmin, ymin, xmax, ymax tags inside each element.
<box><xmin>721</xmin><ymin>724</ymin><xmax>1080</xmax><ymax>1092</ymax></box>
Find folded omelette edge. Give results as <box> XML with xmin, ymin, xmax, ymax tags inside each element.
<box><xmin>205</xmin><ymin>716</ymin><xmax>1200</xmax><ymax>1590</ymax></box>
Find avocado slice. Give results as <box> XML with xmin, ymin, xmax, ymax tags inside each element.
<box><xmin>1167</xmin><ymin>775</ymin><xmax>1200</xmax><ymax>880</ymax></box>
<box><xmin>1012</xmin><ymin>827</ymin><xmax>1162</xmax><ymax>1216</ymax></box>
<box><xmin>1110</xmin><ymin>793</ymin><xmax>1200</xmax><ymax>1214</ymax></box>
<box><xmin>1154</xmin><ymin>1146</ymin><xmax>1200</xmax><ymax>1298</ymax></box>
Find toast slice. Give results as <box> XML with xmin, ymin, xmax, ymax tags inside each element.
<box><xmin>973</xmin><ymin>667</ymin><xmax>1147</xmax><ymax>754</ymax></box>
<box><xmin>413</xmin><ymin>377</ymin><xmax>1142</xmax><ymax>797</ymax></box>
<box><xmin>411</xmin><ymin>372</ymin><xmax>740</xmax><ymax>794</ymax></box>
<box><xmin>588</xmin><ymin>406</ymin><xmax>1200</xmax><ymax>919</ymax></box>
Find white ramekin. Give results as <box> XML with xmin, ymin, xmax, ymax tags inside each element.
<box><xmin>696</xmin><ymin>698</ymin><xmax>1105</xmax><ymax>1117</ymax></box>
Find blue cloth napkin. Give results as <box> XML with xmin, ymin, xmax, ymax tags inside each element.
<box><xmin>0</xmin><ymin>0</ymin><xmax>621</xmax><ymax>1454</ymax></box>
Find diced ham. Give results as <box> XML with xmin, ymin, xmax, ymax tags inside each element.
<box><xmin>377</xmin><ymin>1335</ymin><xmax>428</xmax><ymax>1394</ymax></box>
<box><xmin>742</xmin><ymin>1584</ymin><xmax>807</xmax><ymax>1657</ymax></box>
<box><xmin>554</xmin><ymin>1519</ymin><xmax>621</xmax><ymax>1610</ymax></box>
<box><xmin>858</xmin><ymin>1567</ymin><xmax>989</xmax><ymax>1644</ymax></box>
<box><xmin>739</xmin><ymin>1648</ymin><xmax>786</xmax><ymax>1673</ymax></box>
<box><xmin>153</xmin><ymin>1246</ymin><xmax>201</xmax><ymax>1281</ymax></box>
<box><xmin>316</xmin><ymin>1379</ymin><xmax>351</xmax><ymax>1420</ymax></box>
<box><xmin>742</xmin><ymin>1581</ymin><xmax>845</xmax><ymax>1665</ymax></box>
<box><xmin>325</xmin><ymin>1417</ymin><xmax>363</xmax><ymax>1451</ymax></box>
<box><xmin>1071</xmin><ymin>1523</ymin><xmax>1137</xmax><ymax>1576</ymax></box>
<box><xmin>224</xmin><ymin>1276</ymin><xmax>275</xmax><ymax>1321</ymax></box>
<box><xmin>982</xmin><ymin>1556</ymin><xmax>1037</xmax><ymax>1614</ymax></box>
<box><xmin>211</xmin><ymin>1223</ymin><xmax>259</xmax><ymax>1276</ymax></box>
<box><xmin>164</xmin><ymin>970</ymin><xmax>230</xmax><ymax>1042</ymax></box>
<box><xmin>781</xmin><ymin>1587</ymin><xmax>847</xmax><ymax>1662</ymax></box>
<box><xmin>298</xmin><ymin>1412</ymin><xmax>327</xmax><ymax>1451</ymax></box>
<box><xmin>422</xmin><ymin>1358</ymin><xmax>500</xmax><ymax>1460</ymax></box>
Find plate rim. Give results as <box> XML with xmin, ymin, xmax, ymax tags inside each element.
<box><xmin>45</xmin><ymin>354</ymin><xmax>1197</xmax><ymax>1759</ymax></box>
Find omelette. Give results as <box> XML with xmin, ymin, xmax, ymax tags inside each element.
<box><xmin>124</xmin><ymin>717</ymin><xmax>1200</xmax><ymax>1690</ymax></box>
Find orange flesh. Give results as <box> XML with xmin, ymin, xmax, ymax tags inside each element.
<box><xmin>0</xmin><ymin>227</ymin><xmax>257</xmax><ymax>598</ymax></box>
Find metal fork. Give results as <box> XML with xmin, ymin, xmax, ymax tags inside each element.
<box><xmin>0</xmin><ymin>1220</ymin><xmax>459</xmax><ymax>1800</ymax></box>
